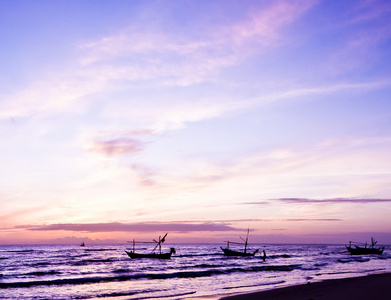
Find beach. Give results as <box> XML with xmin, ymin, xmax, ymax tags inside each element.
<box><xmin>220</xmin><ymin>272</ymin><xmax>391</xmax><ymax>300</ymax></box>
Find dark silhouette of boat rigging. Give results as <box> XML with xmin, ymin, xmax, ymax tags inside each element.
<box><xmin>221</xmin><ymin>229</ymin><xmax>265</xmax><ymax>260</ymax></box>
<box><xmin>125</xmin><ymin>233</ymin><xmax>176</xmax><ymax>259</ymax></box>
<box><xmin>346</xmin><ymin>237</ymin><xmax>384</xmax><ymax>255</ymax></box>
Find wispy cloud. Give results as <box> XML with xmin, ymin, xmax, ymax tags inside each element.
<box><xmin>86</xmin><ymin>129</ymin><xmax>155</xmax><ymax>157</ymax></box>
<box><xmin>327</xmin><ymin>0</ymin><xmax>391</xmax><ymax>74</ymax></box>
<box><xmin>242</xmin><ymin>198</ymin><xmax>391</xmax><ymax>206</ymax></box>
<box><xmin>3</xmin><ymin>0</ymin><xmax>386</xmax><ymax>132</ymax></box>
<box><xmin>284</xmin><ymin>218</ymin><xmax>342</xmax><ymax>221</ymax></box>
<box><xmin>253</xmin><ymin>79</ymin><xmax>391</xmax><ymax>107</ymax></box>
<box><xmin>346</xmin><ymin>0</ymin><xmax>391</xmax><ymax>25</ymax></box>
<box><xmin>0</xmin><ymin>205</ymin><xmax>48</xmax><ymax>225</ymax></box>
<box><xmin>0</xmin><ymin>75</ymin><xmax>97</xmax><ymax>119</ymax></box>
<box><xmin>89</xmin><ymin>137</ymin><xmax>145</xmax><ymax>156</ymax></box>
<box><xmin>173</xmin><ymin>219</ymin><xmax>266</xmax><ymax>223</ymax></box>
<box><xmin>276</xmin><ymin>198</ymin><xmax>391</xmax><ymax>204</ymax></box>
<box><xmin>240</xmin><ymin>202</ymin><xmax>270</xmax><ymax>206</ymax></box>
<box><xmin>15</xmin><ymin>222</ymin><xmax>243</xmax><ymax>233</ymax></box>
<box><xmin>128</xmin><ymin>134</ymin><xmax>391</xmax><ymax>204</ymax></box>
<box><xmin>131</xmin><ymin>164</ymin><xmax>158</xmax><ymax>186</ymax></box>
<box><xmin>78</xmin><ymin>0</ymin><xmax>318</xmax><ymax>86</ymax></box>
<box><xmin>0</xmin><ymin>1</ymin><xmax>317</xmax><ymax>124</ymax></box>
<box><xmin>227</xmin><ymin>0</ymin><xmax>317</xmax><ymax>47</ymax></box>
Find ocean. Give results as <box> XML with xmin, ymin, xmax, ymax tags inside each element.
<box><xmin>0</xmin><ymin>243</ymin><xmax>390</xmax><ymax>299</ymax></box>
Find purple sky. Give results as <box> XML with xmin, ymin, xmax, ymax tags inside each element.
<box><xmin>1</xmin><ymin>0</ymin><xmax>391</xmax><ymax>244</ymax></box>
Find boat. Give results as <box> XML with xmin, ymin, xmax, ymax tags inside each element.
<box><xmin>125</xmin><ymin>248</ymin><xmax>176</xmax><ymax>259</ymax></box>
<box><xmin>125</xmin><ymin>233</ymin><xmax>176</xmax><ymax>259</ymax></box>
<box><xmin>80</xmin><ymin>242</ymin><xmax>85</xmax><ymax>247</ymax></box>
<box><xmin>221</xmin><ymin>229</ymin><xmax>265</xmax><ymax>259</ymax></box>
<box><xmin>346</xmin><ymin>237</ymin><xmax>385</xmax><ymax>255</ymax></box>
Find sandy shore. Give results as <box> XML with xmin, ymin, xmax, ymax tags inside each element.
<box><xmin>220</xmin><ymin>273</ymin><xmax>391</xmax><ymax>300</ymax></box>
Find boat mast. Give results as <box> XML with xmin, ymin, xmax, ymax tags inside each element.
<box><xmin>244</xmin><ymin>228</ymin><xmax>249</xmax><ymax>254</ymax></box>
<box><xmin>240</xmin><ymin>228</ymin><xmax>249</xmax><ymax>254</ymax></box>
<box><xmin>151</xmin><ymin>232</ymin><xmax>167</xmax><ymax>254</ymax></box>
<box><xmin>159</xmin><ymin>235</ymin><xmax>162</xmax><ymax>254</ymax></box>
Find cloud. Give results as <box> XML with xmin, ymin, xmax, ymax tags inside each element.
<box><xmin>347</xmin><ymin>0</ymin><xmax>391</xmax><ymax>25</ymax></box>
<box><xmin>77</xmin><ymin>0</ymin><xmax>318</xmax><ymax>86</ymax></box>
<box><xmin>131</xmin><ymin>164</ymin><xmax>157</xmax><ymax>186</ymax></box>
<box><xmin>43</xmin><ymin>236</ymin><xmax>119</xmax><ymax>244</ymax></box>
<box><xmin>327</xmin><ymin>1</ymin><xmax>391</xmax><ymax>74</ymax></box>
<box><xmin>276</xmin><ymin>198</ymin><xmax>391</xmax><ymax>204</ymax></box>
<box><xmin>16</xmin><ymin>222</ymin><xmax>243</xmax><ymax>233</ymax></box>
<box><xmin>243</xmin><ymin>198</ymin><xmax>391</xmax><ymax>206</ymax></box>
<box><xmin>257</xmin><ymin>79</ymin><xmax>391</xmax><ymax>105</ymax></box>
<box><xmin>240</xmin><ymin>202</ymin><xmax>270</xmax><ymax>205</ymax></box>
<box><xmin>174</xmin><ymin>219</ymin><xmax>266</xmax><ymax>223</ymax></box>
<box><xmin>3</xmin><ymin>0</ymin><xmax>382</xmax><ymax>131</ymax></box>
<box><xmin>228</xmin><ymin>0</ymin><xmax>317</xmax><ymax>46</ymax></box>
<box><xmin>89</xmin><ymin>137</ymin><xmax>145</xmax><ymax>156</ymax></box>
<box><xmin>2</xmin><ymin>0</ymin><xmax>388</xmax><ymax>132</ymax></box>
<box><xmin>284</xmin><ymin>218</ymin><xmax>342</xmax><ymax>221</ymax></box>
<box><xmin>86</xmin><ymin>129</ymin><xmax>156</xmax><ymax>157</ymax></box>
<box><xmin>0</xmin><ymin>75</ymin><xmax>100</xmax><ymax>119</ymax></box>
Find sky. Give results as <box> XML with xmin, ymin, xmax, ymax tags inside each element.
<box><xmin>1</xmin><ymin>0</ymin><xmax>391</xmax><ymax>245</ymax></box>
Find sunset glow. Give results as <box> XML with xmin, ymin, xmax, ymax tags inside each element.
<box><xmin>1</xmin><ymin>0</ymin><xmax>391</xmax><ymax>244</ymax></box>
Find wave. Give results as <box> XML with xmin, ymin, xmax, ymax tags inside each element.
<box><xmin>2</xmin><ymin>250</ymin><xmax>34</xmax><ymax>253</ymax></box>
<box><xmin>100</xmin><ymin>290</ymin><xmax>196</xmax><ymax>300</ymax></box>
<box><xmin>84</xmin><ymin>248</ymin><xmax>117</xmax><ymax>252</ymax></box>
<box><xmin>0</xmin><ymin>276</ymin><xmax>122</xmax><ymax>289</ymax></box>
<box><xmin>377</xmin><ymin>255</ymin><xmax>391</xmax><ymax>260</ymax></box>
<box><xmin>25</xmin><ymin>270</ymin><xmax>62</xmax><ymax>276</ymax></box>
<box><xmin>193</xmin><ymin>263</ymin><xmax>228</xmax><ymax>268</ymax></box>
<box><xmin>0</xmin><ymin>264</ymin><xmax>303</xmax><ymax>289</ymax></box>
<box><xmin>354</xmin><ymin>257</ymin><xmax>370</xmax><ymax>262</ymax></box>
<box><xmin>30</xmin><ymin>261</ymin><xmax>52</xmax><ymax>266</ymax></box>
<box><xmin>69</xmin><ymin>253</ymin><xmax>91</xmax><ymax>258</ymax></box>
<box><xmin>139</xmin><ymin>291</ymin><xmax>197</xmax><ymax>299</ymax></box>
<box><xmin>337</xmin><ymin>258</ymin><xmax>354</xmax><ymax>263</ymax></box>
<box><xmin>222</xmin><ymin>280</ymin><xmax>286</xmax><ymax>290</ymax></box>
<box><xmin>314</xmin><ymin>262</ymin><xmax>328</xmax><ymax>267</ymax></box>
<box><xmin>26</xmin><ymin>270</ymin><xmax>62</xmax><ymax>276</ymax></box>
<box><xmin>338</xmin><ymin>257</ymin><xmax>372</xmax><ymax>263</ymax></box>
<box><xmin>175</xmin><ymin>252</ymin><xmax>222</xmax><ymax>258</ymax></box>
<box><xmin>268</xmin><ymin>254</ymin><xmax>292</xmax><ymax>259</ymax></box>
<box><xmin>71</xmin><ymin>258</ymin><xmax>115</xmax><ymax>265</ymax></box>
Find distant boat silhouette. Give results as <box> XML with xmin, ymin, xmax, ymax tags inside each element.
<box><xmin>221</xmin><ymin>229</ymin><xmax>265</xmax><ymax>259</ymax></box>
<box><xmin>80</xmin><ymin>242</ymin><xmax>85</xmax><ymax>247</ymax></box>
<box><xmin>125</xmin><ymin>233</ymin><xmax>176</xmax><ymax>259</ymax></box>
<box><xmin>346</xmin><ymin>237</ymin><xmax>384</xmax><ymax>255</ymax></box>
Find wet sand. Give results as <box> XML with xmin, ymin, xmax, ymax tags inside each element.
<box><xmin>220</xmin><ymin>273</ymin><xmax>391</xmax><ymax>300</ymax></box>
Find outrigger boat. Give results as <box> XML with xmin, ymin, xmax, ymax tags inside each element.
<box><xmin>221</xmin><ymin>229</ymin><xmax>265</xmax><ymax>260</ymax></box>
<box><xmin>125</xmin><ymin>233</ymin><xmax>176</xmax><ymax>259</ymax></box>
<box><xmin>346</xmin><ymin>237</ymin><xmax>385</xmax><ymax>255</ymax></box>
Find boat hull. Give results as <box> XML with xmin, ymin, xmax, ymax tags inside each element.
<box><xmin>220</xmin><ymin>247</ymin><xmax>258</xmax><ymax>257</ymax></box>
<box><xmin>125</xmin><ymin>250</ymin><xmax>174</xmax><ymax>259</ymax></box>
<box><xmin>346</xmin><ymin>246</ymin><xmax>384</xmax><ymax>255</ymax></box>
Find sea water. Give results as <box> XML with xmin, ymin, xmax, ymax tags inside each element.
<box><xmin>0</xmin><ymin>243</ymin><xmax>390</xmax><ymax>299</ymax></box>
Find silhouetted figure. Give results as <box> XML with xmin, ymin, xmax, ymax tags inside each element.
<box><xmin>261</xmin><ymin>250</ymin><xmax>266</xmax><ymax>261</ymax></box>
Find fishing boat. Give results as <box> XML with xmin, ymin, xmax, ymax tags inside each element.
<box><xmin>221</xmin><ymin>229</ymin><xmax>265</xmax><ymax>259</ymax></box>
<box><xmin>125</xmin><ymin>233</ymin><xmax>176</xmax><ymax>259</ymax></box>
<box><xmin>80</xmin><ymin>242</ymin><xmax>85</xmax><ymax>247</ymax></box>
<box><xmin>346</xmin><ymin>237</ymin><xmax>385</xmax><ymax>255</ymax></box>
